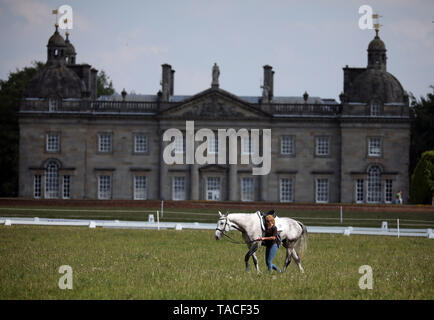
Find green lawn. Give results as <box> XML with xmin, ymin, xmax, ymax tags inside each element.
<box><xmin>0</xmin><ymin>225</ymin><xmax>432</xmax><ymax>299</ymax></box>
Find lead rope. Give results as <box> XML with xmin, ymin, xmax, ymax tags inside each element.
<box><xmin>220</xmin><ymin>225</ymin><xmax>257</xmax><ymax>245</ymax></box>
<box><xmin>222</xmin><ymin>232</ymin><xmax>256</xmax><ymax>245</ymax></box>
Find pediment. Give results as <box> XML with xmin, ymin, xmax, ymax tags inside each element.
<box><xmin>159</xmin><ymin>88</ymin><xmax>270</xmax><ymax>120</ymax></box>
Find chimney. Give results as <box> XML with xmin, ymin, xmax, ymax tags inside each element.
<box><xmin>170</xmin><ymin>69</ymin><xmax>175</xmax><ymax>96</ymax></box>
<box><xmin>343</xmin><ymin>65</ymin><xmax>350</xmax><ymax>94</ymax></box>
<box><xmin>263</xmin><ymin>65</ymin><xmax>274</xmax><ymax>101</ymax></box>
<box><xmin>161</xmin><ymin>64</ymin><xmax>172</xmax><ymax>101</ymax></box>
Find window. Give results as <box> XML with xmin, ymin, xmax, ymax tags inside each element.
<box><xmin>206</xmin><ymin>177</ymin><xmax>221</xmax><ymax>201</ymax></box>
<box><xmin>45</xmin><ymin>161</ymin><xmax>59</xmax><ymax>199</ymax></box>
<box><xmin>280</xmin><ymin>178</ymin><xmax>294</xmax><ymax>202</ymax></box>
<box><xmin>134</xmin><ymin>176</ymin><xmax>147</xmax><ymax>200</ymax></box>
<box><xmin>356</xmin><ymin>179</ymin><xmax>364</xmax><ymax>203</ymax></box>
<box><xmin>48</xmin><ymin>97</ymin><xmax>58</xmax><ymax>112</ymax></box>
<box><xmin>46</xmin><ymin>133</ymin><xmax>59</xmax><ymax>152</ymax></box>
<box><xmin>98</xmin><ymin>134</ymin><xmax>112</xmax><ymax>153</ymax></box>
<box><xmin>315</xmin><ymin>137</ymin><xmax>330</xmax><ymax>156</ymax></box>
<box><xmin>368</xmin><ymin>138</ymin><xmax>382</xmax><ymax>157</ymax></box>
<box><xmin>315</xmin><ymin>178</ymin><xmax>329</xmax><ymax>203</ymax></box>
<box><xmin>62</xmin><ymin>175</ymin><xmax>71</xmax><ymax>199</ymax></box>
<box><xmin>172</xmin><ymin>176</ymin><xmax>186</xmax><ymax>200</ymax></box>
<box><xmin>208</xmin><ymin>136</ymin><xmax>218</xmax><ymax>155</ymax></box>
<box><xmin>134</xmin><ymin>135</ymin><xmax>148</xmax><ymax>153</ymax></box>
<box><xmin>367</xmin><ymin>166</ymin><xmax>382</xmax><ymax>203</ymax></box>
<box><xmin>34</xmin><ymin>175</ymin><xmax>42</xmax><ymax>199</ymax></box>
<box><xmin>241</xmin><ymin>178</ymin><xmax>254</xmax><ymax>202</ymax></box>
<box><xmin>98</xmin><ymin>175</ymin><xmax>111</xmax><ymax>199</ymax></box>
<box><xmin>385</xmin><ymin>179</ymin><xmax>393</xmax><ymax>203</ymax></box>
<box><xmin>281</xmin><ymin>136</ymin><xmax>294</xmax><ymax>155</ymax></box>
<box><xmin>242</xmin><ymin>137</ymin><xmax>252</xmax><ymax>155</ymax></box>
<box><xmin>174</xmin><ymin>136</ymin><xmax>185</xmax><ymax>154</ymax></box>
<box><xmin>370</xmin><ymin>101</ymin><xmax>380</xmax><ymax>116</ymax></box>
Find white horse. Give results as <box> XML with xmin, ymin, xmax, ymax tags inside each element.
<box><xmin>214</xmin><ymin>211</ymin><xmax>307</xmax><ymax>273</ymax></box>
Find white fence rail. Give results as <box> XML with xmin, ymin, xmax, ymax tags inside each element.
<box><xmin>1</xmin><ymin>216</ymin><xmax>433</xmax><ymax>239</ymax></box>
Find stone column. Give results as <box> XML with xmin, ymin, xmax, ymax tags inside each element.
<box><xmin>259</xmin><ymin>174</ymin><xmax>268</xmax><ymax>201</ymax></box>
<box><xmin>229</xmin><ymin>164</ymin><xmax>238</xmax><ymax>201</ymax></box>
<box><xmin>159</xmin><ymin>134</ymin><xmax>169</xmax><ymax>200</ymax></box>
<box><xmin>190</xmin><ymin>164</ymin><xmax>199</xmax><ymax>200</ymax></box>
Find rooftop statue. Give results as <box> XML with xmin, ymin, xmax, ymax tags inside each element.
<box><xmin>212</xmin><ymin>63</ymin><xmax>220</xmax><ymax>87</ymax></box>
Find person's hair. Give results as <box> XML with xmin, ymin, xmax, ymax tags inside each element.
<box><xmin>265</xmin><ymin>215</ymin><xmax>275</xmax><ymax>228</ymax></box>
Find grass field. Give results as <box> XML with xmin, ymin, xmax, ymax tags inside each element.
<box><xmin>0</xmin><ymin>224</ymin><xmax>432</xmax><ymax>300</ymax></box>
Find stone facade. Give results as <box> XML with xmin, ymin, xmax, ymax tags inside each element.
<box><xmin>18</xmin><ymin>26</ymin><xmax>411</xmax><ymax>203</ymax></box>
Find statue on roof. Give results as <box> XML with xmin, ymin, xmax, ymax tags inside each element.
<box><xmin>212</xmin><ymin>63</ymin><xmax>220</xmax><ymax>88</ymax></box>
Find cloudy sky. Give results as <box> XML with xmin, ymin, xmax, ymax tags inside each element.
<box><xmin>1</xmin><ymin>0</ymin><xmax>433</xmax><ymax>100</ymax></box>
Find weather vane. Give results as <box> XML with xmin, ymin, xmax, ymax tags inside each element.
<box><xmin>51</xmin><ymin>8</ymin><xmax>58</xmax><ymax>27</ymax></box>
<box><xmin>372</xmin><ymin>13</ymin><xmax>383</xmax><ymax>34</ymax></box>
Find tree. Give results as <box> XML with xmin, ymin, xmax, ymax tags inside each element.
<box><xmin>410</xmin><ymin>150</ymin><xmax>434</xmax><ymax>204</ymax></box>
<box><xmin>409</xmin><ymin>86</ymin><xmax>434</xmax><ymax>176</ymax></box>
<box><xmin>96</xmin><ymin>70</ymin><xmax>115</xmax><ymax>98</ymax></box>
<box><xmin>0</xmin><ymin>61</ymin><xmax>44</xmax><ymax>197</ymax></box>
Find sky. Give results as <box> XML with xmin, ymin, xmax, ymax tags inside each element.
<box><xmin>0</xmin><ymin>0</ymin><xmax>433</xmax><ymax>101</ymax></box>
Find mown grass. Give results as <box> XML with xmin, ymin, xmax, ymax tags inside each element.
<box><xmin>0</xmin><ymin>225</ymin><xmax>432</xmax><ymax>300</ymax></box>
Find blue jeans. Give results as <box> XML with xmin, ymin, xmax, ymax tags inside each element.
<box><xmin>265</xmin><ymin>244</ymin><xmax>281</xmax><ymax>272</ymax></box>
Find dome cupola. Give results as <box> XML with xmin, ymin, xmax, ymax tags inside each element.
<box><xmin>46</xmin><ymin>24</ymin><xmax>67</xmax><ymax>64</ymax></box>
<box><xmin>25</xmin><ymin>24</ymin><xmax>85</xmax><ymax>99</ymax></box>
<box><xmin>64</xmin><ymin>31</ymin><xmax>76</xmax><ymax>65</ymax></box>
<box><xmin>367</xmin><ymin>29</ymin><xmax>387</xmax><ymax>71</ymax></box>
<box><xmin>345</xmin><ymin>30</ymin><xmax>405</xmax><ymax>104</ymax></box>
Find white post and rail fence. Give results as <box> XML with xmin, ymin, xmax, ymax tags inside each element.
<box><xmin>1</xmin><ymin>202</ymin><xmax>433</xmax><ymax>239</ymax></box>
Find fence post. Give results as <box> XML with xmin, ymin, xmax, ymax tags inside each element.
<box><xmin>157</xmin><ymin>210</ymin><xmax>160</xmax><ymax>231</ymax></box>
<box><xmin>161</xmin><ymin>200</ymin><xmax>164</xmax><ymax>218</ymax></box>
<box><xmin>340</xmin><ymin>206</ymin><xmax>343</xmax><ymax>224</ymax></box>
<box><xmin>397</xmin><ymin>219</ymin><xmax>400</xmax><ymax>238</ymax></box>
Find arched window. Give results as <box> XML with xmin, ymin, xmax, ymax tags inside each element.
<box><xmin>367</xmin><ymin>165</ymin><xmax>382</xmax><ymax>203</ymax></box>
<box><xmin>48</xmin><ymin>97</ymin><xmax>58</xmax><ymax>112</ymax></box>
<box><xmin>370</xmin><ymin>100</ymin><xmax>381</xmax><ymax>116</ymax></box>
<box><xmin>45</xmin><ymin>160</ymin><xmax>60</xmax><ymax>199</ymax></box>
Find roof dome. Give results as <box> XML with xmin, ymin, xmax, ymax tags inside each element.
<box><xmin>64</xmin><ymin>32</ymin><xmax>76</xmax><ymax>54</ymax></box>
<box><xmin>368</xmin><ymin>34</ymin><xmax>386</xmax><ymax>51</ymax></box>
<box><xmin>47</xmin><ymin>25</ymin><xmax>66</xmax><ymax>47</ymax></box>
<box><xmin>348</xmin><ymin>68</ymin><xmax>405</xmax><ymax>103</ymax></box>
<box><xmin>24</xmin><ymin>60</ymin><xmax>85</xmax><ymax>98</ymax></box>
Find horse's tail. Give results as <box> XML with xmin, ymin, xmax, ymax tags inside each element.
<box><xmin>295</xmin><ymin>222</ymin><xmax>308</xmax><ymax>259</ymax></box>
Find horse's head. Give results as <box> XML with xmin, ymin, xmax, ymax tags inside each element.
<box><xmin>215</xmin><ymin>211</ymin><xmax>230</xmax><ymax>240</ymax></box>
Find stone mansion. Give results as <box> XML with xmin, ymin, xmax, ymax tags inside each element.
<box><xmin>18</xmin><ymin>25</ymin><xmax>411</xmax><ymax>203</ymax></box>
